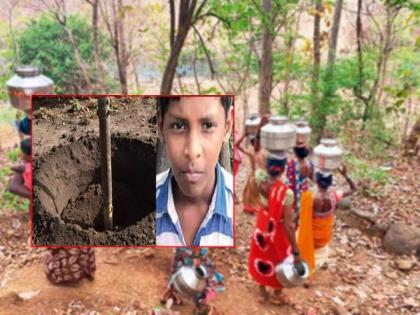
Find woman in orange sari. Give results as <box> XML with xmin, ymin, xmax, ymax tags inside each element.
<box><xmin>248</xmin><ymin>153</ymin><xmax>302</xmax><ymax>305</ymax></box>
<box><xmin>286</xmin><ymin>142</ymin><xmax>313</xmax><ymax>227</ymax></box>
<box><xmin>298</xmin><ymin>165</ymin><xmax>356</xmax><ymax>274</ymax></box>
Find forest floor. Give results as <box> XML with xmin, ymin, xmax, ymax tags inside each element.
<box><xmin>0</xmin><ymin>100</ymin><xmax>419</xmax><ymax>314</ymax></box>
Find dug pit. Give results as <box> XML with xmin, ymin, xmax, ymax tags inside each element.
<box><xmin>32</xmin><ymin>134</ymin><xmax>156</xmax><ymax>245</ymax></box>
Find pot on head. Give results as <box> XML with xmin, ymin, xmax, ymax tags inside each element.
<box><xmin>313</xmin><ymin>138</ymin><xmax>343</xmax><ymax>171</ymax></box>
<box><xmin>260</xmin><ymin>116</ymin><xmax>296</xmax><ymax>151</ymax></box>
<box><xmin>245</xmin><ymin>113</ymin><xmax>261</xmax><ymax>137</ymax></box>
<box><xmin>295</xmin><ymin>120</ymin><xmax>311</xmax><ymax>145</ymax></box>
<box><xmin>7</xmin><ymin>65</ymin><xmax>54</xmax><ymax>111</ymax></box>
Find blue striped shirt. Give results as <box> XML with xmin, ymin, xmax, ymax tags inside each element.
<box><xmin>156</xmin><ymin>163</ymin><xmax>233</xmax><ymax>246</ymax></box>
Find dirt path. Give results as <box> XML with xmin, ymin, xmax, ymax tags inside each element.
<box><xmin>0</xmin><ymin>156</ymin><xmax>418</xmax><ymax>314</ymax></box>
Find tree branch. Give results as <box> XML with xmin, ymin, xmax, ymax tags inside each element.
<box><xmin>169</xmin><ymin>0</ymin><xmax>175</xmax><ymax>48</ymax></box>
<box><xmin>194</xmin><ymin>11</ymin><xmax>231</xmax><ymax>27</ymax></box>
<box><xmin>192</xmin><ymin>0</ymin><xmax>207</xmax><ymax>23</ymax></box>
<box><xmin>192</xmin><ymin>25</ymin><xmax>216</xmax><ymax>79</ymax></box>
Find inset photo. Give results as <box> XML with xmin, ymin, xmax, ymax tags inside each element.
<box><xmin>31</xmin><ymin>95</ymin><xmax>157</xmax><ymax>246</ymax></box>
<box><xmin>155</xmin><ymin>96</ymin><xmax>234</xmax><ymax>247</ymax></box>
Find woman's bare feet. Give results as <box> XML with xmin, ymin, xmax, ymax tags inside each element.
<box><xmin>160</xmin><ymin>288</ymin><xmax>183</xmax><ymax>305</ymax></box>
<box><xmin>269</xmin><ymin>289</ymin><xmax>293</xmax><ymax>306</ymax></box>
<box><xmin>193</xmin><ymin>304</ymin><xmax>211</xmax><ymax>315</ymax></box>
<box><xmin>160</xmin><ymin>288</ymin><xmax>171</xmax><ymax>304</ymax></box>
<box><xmin>258</xmin><ymin>286</ymin><xmax>269</xmax><ymax>304</ymax></box>
<box><xmin>304</xmin><ymin>278</ymin><xmax>314</xmax><ymax>289</ymax></box>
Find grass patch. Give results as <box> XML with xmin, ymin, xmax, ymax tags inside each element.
<box><xmin>7</xmin><ymin>147</ymin><xmax>21</xmax><ymax>163</ymax></box>
<box><xmin>0</xmin><ymin>166</ymin><xmax>11</xmax><ymax>181</ymax></box>
<box><xmin>0</xmin><ymin>191</ymin><xmax>30</xmax><ymax>211</ymax></box>
<box><xmin>0</xmin><ymin>104</ymin><xmax>18</xmax><ymax>125</ymax></box>
<box><xmin>344</xmin><ymin>154</ymin><xmax>397</xmax><ymax>198</ymax></box>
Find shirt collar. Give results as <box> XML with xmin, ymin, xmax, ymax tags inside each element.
<box><xmin>157</xmin><ymin>163</ymin><xmax>229</xmax><ymax>220</ymax></box>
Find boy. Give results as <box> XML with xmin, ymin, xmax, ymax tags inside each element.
<box><xmin>156</xmin><ymin>96</ymin><xmax>233</xmax><ymax>246</ymax></box>
<box><xmin>9</xmin><ymin>137</ymin><xmax>31</xmax><ymax>199</ymax></box>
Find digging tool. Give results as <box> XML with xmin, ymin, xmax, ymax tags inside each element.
<box><xmin>97</xmin><ymin>97</ymin><xmax>113</xmax><ymax>230</ymax></box>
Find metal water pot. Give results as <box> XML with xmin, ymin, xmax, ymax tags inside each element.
<box><xmin>295</xmin><ymin>120</ymin><xmax>312</xmax><ymax>144</ymax></box>
<box><xmin>245</xmin><ymin>113</ymin><xmax>261</xmax><ymax>136</ymax></box>
<box><xmin>275</xmin><ymin>256</ymin><xmax>310</xmax><ymax>288</ymax></box>
<box><xmin>260</xmin><ymin>116</ymin><xmax>296</xmax><ymax>151</ymax></box>
<box><xmin>313</xmin><ymin>138</ymin><xmax>343</xmax><ymax>171</ymax></box>
<box><xmin>171</xmin><ymin>265</ymin><xmax>208</xmax><ymax>297</ymax></box>
<box><xmin>7</xmin><ymin>65</ymin><xmax>54</xmax><ymax>111</ymax></box>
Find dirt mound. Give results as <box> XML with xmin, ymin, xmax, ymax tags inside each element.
<box><xmin>32</xmin><ymin>134</ymin><xmax>156</xmax><ymax>246</ymax></box>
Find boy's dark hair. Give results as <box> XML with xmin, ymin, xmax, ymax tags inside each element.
<box><xmin>158</xmin><ymin>96</ymin><xmax>233</xmax><ymax>121</ymax></box>
<box><xmin>20</xmin><ymin>137</ymin><xmax>31</xmax><ymax>156</ymax></box>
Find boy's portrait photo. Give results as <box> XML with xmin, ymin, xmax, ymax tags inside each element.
<box><xmin>156</xmin><ymin>96</ymin><xmax>234</xmax><ymax>246</ymax></box>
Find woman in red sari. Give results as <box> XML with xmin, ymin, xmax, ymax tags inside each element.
<box><xmin>248</xmin><ymin>153</ymin><xmax>302</xmax><ymax>305</ymax></box>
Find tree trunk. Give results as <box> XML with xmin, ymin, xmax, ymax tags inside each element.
<box><xmin>258</xmin><ymin>0</ymin><xmax>274</xmax><ymax>115</ymax></box>
<box><xmin>282</xmin><ymin>1</ymin><xmax>303</xmax><ymax>114</ymax></box>
<box><xmin>90</xmin><ymin>0</ymin><xmax>107</xmax><ymax>92</ymax></box>
<box><xmin>176</xmin><ymin>73</ymin><xmax>184</xmax><ymax>93</ymax></box>
<box><xmin>310</xmin><ymin>0</ymin><xmax>322</xmax><ymax>141</ymax></box>
<box><xmin>160</xmin><ymin>30</ymin><xmax>190</xmax><ymax>94</ymax></box>
<box><xmin>315</xmin><ymin>0</ymin><xmax>343</xmax><ymax>141</ymax></box>
<box><xmin>99</xmin><ymin>0</ymin><xmax>128</xmax><ymax>94</ymax></box>
<box><xmin>50</xmin><ymin>0</ymin><xmax>93</xmax><ymax>93</ymax></box>
<box><xmin>375</xmin><ymin>6</ymin><xmax>398</xmax><ymax>107</ymax></box>
<box><xmin>404</xmin><ymin>116</ymin><xmax>420</xmax><ymax>157</ymax></box>
<box><xmin>192</xmin><ymin>39</ymin><xmax>202</xmax><ymax>94</ymax></box>
<box><xmin>356</xmin><ymin>0</ymin><xmax>364</xmax><ymax>99</ymax></box>
<box><xmin>326</xmin><ymin>0</ymin><xmax>343</xmax><ymax>67</ymax></box>
<box><xmin>363</xmin><ymin>5</ymin><xmax>399</xmax><ymax>126</ymax></box>
<box><xmin>7</xmin><ymin>0</ymin><xmax>20</xmax><ymax>65</ymax></box>
<box><xmin>133</xmin><ymin>59</ymin><xmax>140</xmax><ymax>91</ymax></box>
<box><xmin>116</xmin><ymin>0</ymin><xmax>128</xmax><ymax>94</ymax></box>
<box><xmin>160</xmin><ymin>0</ymin><xmax>198</xmax><ymax>94</ymax></box>
<box><xmin>63</xmin><ymin>26</ymin><xmax>93</xmax><ymax>93</ymax></box>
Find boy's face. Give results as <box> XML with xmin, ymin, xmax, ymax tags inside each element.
<box><xmin>160</xmin><ymin>97</ymin><xmax>231</xmax><ymax>198</ymax></box>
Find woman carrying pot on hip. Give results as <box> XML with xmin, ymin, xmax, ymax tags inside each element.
<box><xmin>248</xmin><ymin>152</ymin><xmax>302</xmax><ymax>305</ymax></box>
<box><xmin>160</xmin><ymin>247</ymin><xmax>224</xmax><ymax>315</ymax></box>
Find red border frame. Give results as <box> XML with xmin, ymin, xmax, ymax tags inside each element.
<box><xmin>29</xmin><ymin>94</ymin><xmax>237</xmax><ymax>249</ymax></box>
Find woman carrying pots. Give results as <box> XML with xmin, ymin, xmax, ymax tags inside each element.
<box><xmin>248</xmin><ymin>152</ymin><xmax>302</xmax><ymax>305</ymax></box>
<box><xmin>236</xmin><ymin>115</ymin><xmax>270</xmax><ymax>214</ymax></box>
<box><xmin>286</xmin><ymin>121</ymin><xmax>314</xmax><ymax>227</ymax></box>
<box><xmin>298</xmin><ymin>165</ymin><xmax>357</xmax><ymax>275</ymax></box>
